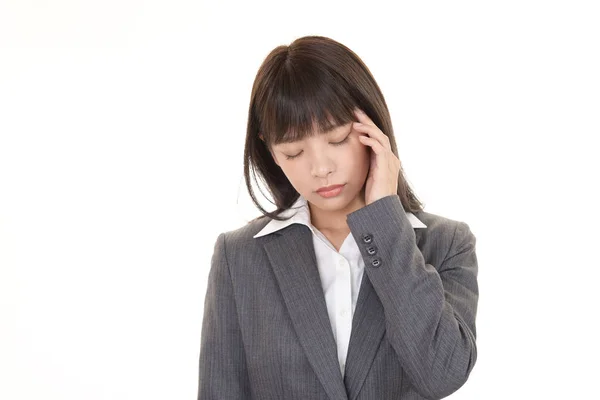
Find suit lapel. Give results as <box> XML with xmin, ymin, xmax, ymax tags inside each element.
<box><xmin>262</xmin><ymin>220</ymin><xmax>425</xmax><ymax>400</ymax></box>
<box><xmin>263</xmin><ymin>223</ymin><xmax>349</xmax><ymax>400</ymax></box>
<box><xmin>342</xmin><ymin>271</ymin><xmax>385</xmax><ymax>400</ymax></box>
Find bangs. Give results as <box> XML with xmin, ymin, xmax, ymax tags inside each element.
<box><xmin>256</xmin><ymin>59</ymin><xmax>359</xmax><ymax>146</ymax></box>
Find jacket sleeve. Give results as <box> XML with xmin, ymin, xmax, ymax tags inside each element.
<box><xmin>346</xmin><ymin>195</ymin><xmax>478</xmax><ymax>400</ymax></box>
<box><xmin>198</xmin><ymin>232</ymin><xmax>252</xmax><ymax>399</ymax></box>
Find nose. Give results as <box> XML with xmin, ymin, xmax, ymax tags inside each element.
<box><xmin>311</xmin><ymin>151</ymin><xmax>335</xmax><ymax>178</ymax></box>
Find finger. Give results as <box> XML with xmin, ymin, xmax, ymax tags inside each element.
<box><xmin>352</xmin><ymin>109</ymin><xmax>390</xmax><ymax>143</ymax></box>
<box><xmin>358</xmin><ymin>135</ymin><xmax>384</xmax><ymax>156</ymax></box>
<box><xmin>353</xmin><ymin>108</ymin><xmax>374</xmax><ymax>125</ymax></box>
<box><xmin>354</xmin><ymin>122</ymin><xmax>390</xmax><ymax>149</ymax></box>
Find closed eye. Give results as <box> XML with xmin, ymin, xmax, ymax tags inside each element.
<box><xmin>284</xmin><ymin>135</ymin><xmax>350</xmax><ymax>160</ymax></box>
<box><xmin>332</xmin><ymin>135</ymin><xmax>350</xmax><ymax>146</ymax></box>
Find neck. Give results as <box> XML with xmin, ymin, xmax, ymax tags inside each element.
<box><xmin>308</xmin><ymin>188</ymin><xmax>366</xmax><ymax>232</ymax></box>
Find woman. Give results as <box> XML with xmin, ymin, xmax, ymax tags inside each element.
<box><xmin>198</xmin><ymin>35</ymin><xmax>478</xmax><ymax>400</ymax></box>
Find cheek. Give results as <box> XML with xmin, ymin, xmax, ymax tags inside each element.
<box><xmin>278</xmin><ymin>163</ymin><xmax>304</xmax><ymax>186</ymax></box>
<box><xmin>351</xmin><ymin>140</ymin><xmax>370</xmax><ymax>164</ymax></box>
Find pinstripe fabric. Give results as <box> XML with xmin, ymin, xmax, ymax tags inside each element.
<box><xmin>252</xmin><ymin>194</ymin><xmax>427</xmax><ymax>378</ymax></box>
<box><xmin>198</xmin><ymin>194</ymin><xmax>478</xmax><ymax>399</ymax></box>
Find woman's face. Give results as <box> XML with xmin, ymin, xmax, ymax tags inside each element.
<box><xmin>267</xmin><ymin>120</ymin><xmax>371</xmax><ymax>215</ymax></box>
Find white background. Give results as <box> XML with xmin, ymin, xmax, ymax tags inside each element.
<box><xmin>1</xmin><ymin>1</ymin><xmax>599</xmax><ymax>399</ymax></box>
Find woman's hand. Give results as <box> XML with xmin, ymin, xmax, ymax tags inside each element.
<box><xmin>354</xmin><ymin>108</ymin><xmax>400</xmax><ymax>206</ymax></box>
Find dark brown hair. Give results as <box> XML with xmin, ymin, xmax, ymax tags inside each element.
<box><xmin>243</xmin><ymin>35</ymin><xmax>424</xmax><ymax>222</ymax></box>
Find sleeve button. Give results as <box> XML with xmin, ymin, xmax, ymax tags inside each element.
<box><xmin>371</xmin><ymin>258</ymin><xmax>381</xmax><ymax>268</ymax></box>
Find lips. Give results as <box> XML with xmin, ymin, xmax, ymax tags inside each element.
<box><xmin>317</xmin><ymin>184</ymin><xmax>345</xmax><ymax>193</ymax></box>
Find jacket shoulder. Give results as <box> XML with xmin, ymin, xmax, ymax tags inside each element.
<box><xmin>412</xmin><ymin>209</ymin><xmax>475</xmax><ymax>268</ymax></box>
<box><xmin>413</xmin><ymin>209</ymin><xmax>471</xmax><ymax>232</ymax></box>
<box><xmin>213</xmin><ymin>215</ymin><xmax>273</xmax><ymax>261</ymax></box>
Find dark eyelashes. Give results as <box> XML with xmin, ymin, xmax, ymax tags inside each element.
<box><xmin>333</xmin><ymin>135</ymin><xmax>350</xmax><ymax>146</ymax></box>
<box><xmin>285</xmin><ymin>135</ymin><xmax>350</xmax><ymax>160</ymax></box>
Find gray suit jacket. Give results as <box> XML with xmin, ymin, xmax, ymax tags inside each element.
<box><xmin>198</xmin><ymin>195</ymin><xmax>478</xmax><ymax>399</ymax></box>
